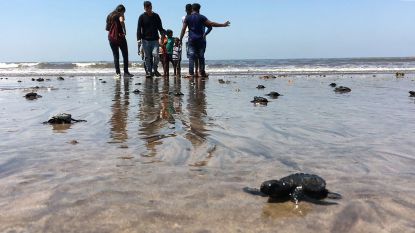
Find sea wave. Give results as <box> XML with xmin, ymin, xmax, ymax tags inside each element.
<box><xmin>1</xmin><ymin>58</ymin><xmax>415</xmax><ymax>76</ymax></box>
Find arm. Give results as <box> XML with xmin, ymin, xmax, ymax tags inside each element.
<box><xmin>204</xmin><ymin>25</ymin><xmax>212</xmax><ymax>37</ymax></box>
<box><xmin>179</xmin><ymin>21</ymin><xmax>188</xmax><ymax>44</ymax></box>
<box><xmin>205</xmin><ymin>20</ymin><xmax>230</xmax><ymax>28</ymax></box>
<box><xmin>137</xmin><ymin>15</ymin><xmax>142</xmax><ymax>41</ymax></box>
<box><xmin>157</xmin><ymin>14</ymin><xmax>166</xmax><ymax>37</ymax></box>
<box><xmin>119</xmin><ymin>15</ymin><xmax>126</xmax><ymax>35</ymax></box>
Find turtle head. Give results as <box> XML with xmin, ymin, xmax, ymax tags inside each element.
<box><xmin>260</xmin><ymin>180</ymin><xmax>292</xmax><ymax>198</ymax></box>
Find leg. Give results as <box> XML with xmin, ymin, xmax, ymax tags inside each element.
<box><xmin>173</xmin><ymin>60</ymin><xmax>177</xmax><ymax>76</ymax></box>
<box><xmin>119</xmin><ymin>38</ymin><xmax>130</xmax><ymax>74</ymax></box>
<box><xmin>188</xmin><ymin>43</ymin><xmax>196</xmax><ymax>76</ymax></box>
<box><xmin>110</xmin><ymin>41</ymin><xmax>121</xmax><ymax>74</ymax></box>
<box><xmin>198</xmin><ymin>42</ymin><xmax>206</xmax><ymax>76</ymax></box>
<box><xmin>195</xmin><ymin>59</ymin><xmax>199</xmax><ymax>77</ymax></box>
<box><xmin>151</xmin><ymin>41</ymin><xmax>160</xmax><ymax>75</ymax></box>
<box><xmin>142</xmin><ymin>40</ymin><xmax>152</xmax><ymax>75</ymax></box>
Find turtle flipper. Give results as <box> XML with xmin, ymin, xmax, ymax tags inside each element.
<box><xmin>243</xmin><ymin>187</ymin><xmax>268</xmax><ymax>197</ymax></box>
<box><xmin>70</xmin><ymin>118</ymin><xmax>87</xmax><ymax>123</ymax></box>
<box><xmin>302</xmin><ymin>195</ymin><xmax>339</xmax><ymax>205</ymax></box>
<box><xmin>327</xmin><ymin>191</ymin><xmax>342</xmax><ymax>200</ymax></box>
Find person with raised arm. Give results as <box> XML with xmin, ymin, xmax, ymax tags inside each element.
<box><xmin>179</xmin><ymin>3</ymin><xmax>230</xmax><ymax>78</ymax></box>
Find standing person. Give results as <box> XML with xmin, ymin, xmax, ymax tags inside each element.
<box><xmin>106</xmin><ymin>4</ymin><xmax>134</xmax><ymax>78</ymax></box>
<box><xmin>195</xmin><ymin>25</ymin><xmax>212</xmax><ymax>77</ymax></box>
<box><xmin>182</xmin><ymin>4</ymin><xmax>192</xmax><ymax>61</ymax></box>
<box><xmin>159</xmin><ymin>34</ymin><xmax>168</xmax><ymax>76</ymax></box>
<box><xmin>172</xmin><ymin>38</ymin><xmax>182</xmax><ymax>76</ymax></box>
<box><xmin>164</xmin><ymin>30</ymin><xmax>175</xmax><ymax>77</ymax></box>
<box><xmin>179</xmin><ymin>3</ymin><xmax>230</xmax><ymax>78</ymax></box>
<box><xmin>137</xmin><ymin>1</ymin><xmax>165</xmax><ymax>78</ymax></box>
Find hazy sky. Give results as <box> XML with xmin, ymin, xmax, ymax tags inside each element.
<box><xmin>1</xmin><ymin>0</ymin><xmax>414</xmax><ymax>62</ymax></box>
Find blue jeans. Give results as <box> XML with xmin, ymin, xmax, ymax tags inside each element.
<box><xmin>142</xmin><ymin>39</ymin><xmax>160</xmax><ymax>74</ymax></box>
<box><xmin>188</xmin><ymin>40</ymin><xmax>206</xmax><ymax>75</ymax></box>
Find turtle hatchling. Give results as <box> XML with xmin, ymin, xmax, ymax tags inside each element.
<box><xmin>243</xmin><ymin>173</ymin><xmax>342</xmax><ymax>205</ymax></box>
<box><xmin>24</xmin><ymin>92</ymin><xmax>42</xmax><ymax>100</ymax></box>
<box><xmin>334</xmin><ymin>86</ymin><xmax>351</xmax><ymax>93</ymax></box>
<box><xmin>265</xmin><ymin>91</ymin><xmax>281</xmax><ymax>98</ymax></box>
<box><xmin>44</xmin><ymin>113</ymin><xmax>86</xmax><ymax>124</ymax></box>
<box><xmin>251</xmin><ymin>96</ymin><xmax>268</xmax><ymax>105</ymax></box>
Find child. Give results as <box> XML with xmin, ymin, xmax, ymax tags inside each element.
<box><xmin>159</xmin><ymin>34</ymin><xmax>168</xmax><ymax>76</ymax></box>
<box><xmin>172</xmin><ymin>38</ymin><xmax>182</xmax><ymax>76</ymax></box>
<box><xmin>164</xmin><ymin>29</ymin><xmax>175</xmax><ymax>77</ymax></box>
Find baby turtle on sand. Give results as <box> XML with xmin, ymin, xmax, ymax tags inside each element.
<box><xmin>396</xmin><ymin>72</ymin><xmax>405</xmax><ymax>78</ymax></box>
<box><xmin>57</xmin><ymin>77</ymin><xmax>65</xmax><ymax>81</ymax></box>
<box><xmin>243</xmin><ymin>173</ymin><xmax>342</xmax><ymax>205</ymax></box>
<box><xmin>409</xmin><ymin>91</ymin><xmax>415</xmax><ymax>97</ymax></box>
<box><xmin>36</xmin><ymin>78</ymin><xmax>44</xmax><ymax>82</ymax></box>
<box><xmin>260</xmin><ymin>75</ymin><xmax>276</xmax><ymax>79</ymax></box>
<box><xmin>256</xmin><ymin>85</ymin><xmax>266</xmax><ymax>89</ymax></box>
<box><xmin>265</xmin><ymin>91</ymin><xmax>281</xmax><ymax>98</ymax></box>
<box><xmin>329</xmin><ymin>83</ymin><xmax>337</xmax><ymax>87</ymax></box>
<box><xmin>170</xmin><ymin>91</ymin><xmax>184</xmax><ymax>96</ymax></box>
<box><xmin>43</xmin><ymin>113</ymin><xmax>86</xmax><ymax>124</ymax></box>
<box><xmin>133</xmin><ymin>89</ymin><xmax>141</xmax><ymax>94</ymax></box>
<box><xmin>334</xmin><ymin>86</ymin><xmax>351</xmax><ymax>93</ymax></box>
<box><xmin>251</xmin><ymin>96</ymin><xmax>268</xmax><ymax>104</ymax></box>
<box><xmin>24</xmin><ymin>92</ymin><xmax>42</xmax><ymax>100</ymax></box>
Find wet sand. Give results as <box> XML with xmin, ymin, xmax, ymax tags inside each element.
<box><xmin>0</xmin><ymin>74</ymin><xmax>415</xmax><ymax>232</ymax></box>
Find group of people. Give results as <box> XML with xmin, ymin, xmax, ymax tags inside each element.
<box><xmin>106</xmin><ymin>1</ymin><xmax>230</xmax><ymax>79</ymax></box>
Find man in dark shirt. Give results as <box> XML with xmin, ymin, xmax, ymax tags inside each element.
<box><xmin>137</xmin><ymin>1</ymin><xmax>165</xmax><ymax>77</ymax></box>
<box><xmin>180</xmin><ymin>3</ymin><xmax>230</xmax><ymax>77</ymax></box>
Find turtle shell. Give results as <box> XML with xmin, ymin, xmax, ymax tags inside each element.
<box><xmin>49</xmin><ymin>113</ymin><xmax>72</xmax><ymax>124</ymax></box>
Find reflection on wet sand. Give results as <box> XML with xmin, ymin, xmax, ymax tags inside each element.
<box><xmin>262</xmin><ymin>202</ymin><xmax>313</xmax><ymax>219</ymax></box>
<box><xmin>186</xmin><ymin>77</ymin><xmax>208</xmax><ymax>144</ymax></box>
<box><xmin>109</xmin><ymin>78</ymin><xmax>130</xmax><ymax>143</ymax></box>
<box><xmin>138</xmin><ymin>77</ymin><xmax>181</xmax><ymax>157</ymax></box>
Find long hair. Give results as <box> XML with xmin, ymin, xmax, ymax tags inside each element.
<box><xmin>106</xmin><ymin>5</ymin><xmax>125</xmax><ymax>30</ymax></box>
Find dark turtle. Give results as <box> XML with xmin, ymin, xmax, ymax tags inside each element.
<box><xmin>24</xmin><ymin>92</ymin><xmax>42</xmax><ymax>100</ymax></box>
<box><xmin>251</xmin><ymin>96</ymin><xmax>268</xmax><ymax>104</ymax></box>
<box><xmin>329</xmin><ymin>83</ymin><xmax>337</xmax><ymax>87</ymax></box>
<box><xmin>57</xmin><ymin>77</ymin><xmax>65</xmax><ymax>81</ymax></box>
<box><xmin>173</xmin><ymin>92</ymin><xmax>184</xmax><ymax>96</ymax></box>
<box><xmin>243</xmin><ymin>173</ymin><xmax>342</xmax><ymax>205</ymax></box>
<box><xmin>409</xmin><ymin>91</ymin><xmax>415</xmax><ymax>97</ymax></box>
<box><xmin>334</xmin><ymin>86</ymin><xmax>351</xmax><ymax>93</ymax></box>
<box><xmin>396</xmin><ymin>72</ymin><xmax>405</xmax><ymax>78</ymax></box>
<box><xmin>133</xmin><ymin>89</ymin><xmax>141</xmax><ymax>94</ymax></box>
<box><xmin>260</xmin><ymin>75</ymin><xmax>276</xmax><ymax>79</ymax></box>
<box><xmin>36</xmin><ymin>78</ymin><xmax>44</xmax><ymax>82</ymax></box>
<box><xmin>135</xmin><ymin>83</ymin><xmax>142</xmax><ymax>85</ymax></box>
<box><xmin>31</xmin><ymin>78</ymin><xmax>35</xmax><ymax>81</ymax></box>
<box><xmin>44</xmin><ymin>113</ymin><xmax>86</xmax><ymax>124</ymax></box>
<box><xmin>256</xmin><ymin>85</ymin><xmax>266</xmax><ymax>89</ymax></box>
<box><xmin>265</xmin><ymin>91</ymin><xmax>281</xmax><ymax>98</ymax></box>
<box><xmin>101</xmin><ymin>81</ymin><xmax>107</xmax><ymax>84</ymax></box>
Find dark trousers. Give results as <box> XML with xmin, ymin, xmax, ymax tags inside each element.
<box><xmin>162</xmin><ymin>54</ymin><xmax>175</xmax><ymax>76</ymax></box>
<box><xmin>188</xmin><ymin>40</ymin><xmax>206</xmax><ymax>76</ymax></box>
<box><xmin>109</xmin><ymin>38</ymin><xmax>129</xmax><ymax>74</ymax></box>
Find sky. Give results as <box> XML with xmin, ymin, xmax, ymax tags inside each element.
<box><xmin>0</xmin><ymin>0</ymin><xmax>414</xmax><ymax>62</ymax></box>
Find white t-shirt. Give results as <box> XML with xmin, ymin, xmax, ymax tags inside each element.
<box><xmin>182</xmin><ymin>15</ymin><xmax>189</xmax><ymax>43</ymax></box>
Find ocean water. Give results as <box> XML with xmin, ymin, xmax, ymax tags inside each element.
<box><xmin>0</xmin><ymin>59</ymin><xmax>415</xmax><ymax>232</ymax></box>
<box><xmin>1</xmin><ymin>57</ymin><xmax>415</xmax><ymax>76</ymax></box>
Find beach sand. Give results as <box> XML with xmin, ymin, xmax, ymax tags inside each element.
<box><xmin>0</xmin><ymin>73</ymin><xmax>414</xmax><ymax>232</ymax></box>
